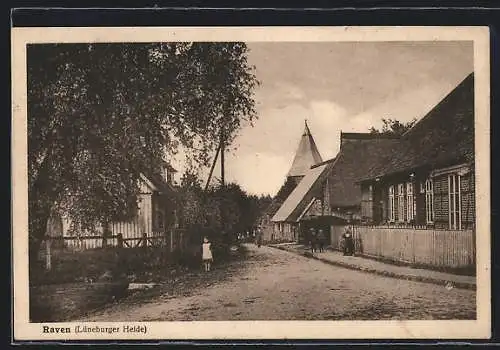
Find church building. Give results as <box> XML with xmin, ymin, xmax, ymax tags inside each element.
<box><xmin>269</xmin><ymin>121</ymin><xmax>325</xmax><ymax>242</ymax></box>
<box><xmin>286</xmin><ymin>121</ymin><xmax>323</xmax><ymax>186</ymax></box>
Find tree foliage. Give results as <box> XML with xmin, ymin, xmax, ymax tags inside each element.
<box><xmin>368</xmin><ymin>118</ymin><xmax>417</xmax><ymax>136</ymax></box>
<box><xmin>28</xmin><ymin>42</ymin><xmax>259</xmax><ymax>258</ymax></box>
<box><xmin>274</xmin><ymin>177</ymin><xmax>299</xmax><ymax>203</ymax></box>
<box><xmin>177</xmin><ymin>179</ymin><xmax>272</xmax><ymax>248</ymax></box>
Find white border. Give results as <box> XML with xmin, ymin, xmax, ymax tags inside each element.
<box><xmin>12</xmin><ymin>26</ymin><xmax>491</xmax><ymax>341</ymax></box>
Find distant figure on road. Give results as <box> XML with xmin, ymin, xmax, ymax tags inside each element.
<box><xmin>317</xmin><ymin>229</ymin><xmax>326</xmax><ymax>253</ymax></box>
<box><xmin>202</xmin><ymin>237</ymin><xmax>213</xmax><ymax>272</ymax></box>
<box><xmin>256</xmin><ymin>227</ymin><xmax>263</xmax><ymax>247</ymax></box>
<box><xmin>342</xmin><ymin>225</ymin><xmax>354</xmax><ymax>256</ymax></box>
<box><xmin>309</xmin><ymin>228</ymin><xmax>317</xmax><ymax>253</ymax></box>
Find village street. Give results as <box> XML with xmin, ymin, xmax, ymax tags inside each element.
<box><xmin>78</xmin><ymin>244</ymin><xmax>475</xmax><ymax>321</ymax></box>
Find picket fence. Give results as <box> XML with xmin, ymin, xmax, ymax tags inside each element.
<box><xmin>43</xmin><ymin>229</ymin><xmax>188</xmax><ymax>252</ymax></box>
<box><xmin>330</xmin><ymin>225</ymin><xmax>476</xmax><ymax>268</ymax></box>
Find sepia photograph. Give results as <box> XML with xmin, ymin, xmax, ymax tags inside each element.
<box><xmin>12</xmin><ymin>26</ymin><xmax>490</xmax><ymax>340</ymax></box>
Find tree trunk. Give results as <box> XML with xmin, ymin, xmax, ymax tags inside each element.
<box><xmin>28</xmin><ymin>204</ymin><xmax>51</xmax><ymax>271</ymax></box>
<box><xmin>28</xmin><ymin>159</ymin><xmax>62</xmax><ymax>271</ymax></box>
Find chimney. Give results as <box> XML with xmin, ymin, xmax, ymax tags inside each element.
<box><xmin>340</xmin><ymin>131</ymin><xmax>346</xmax><ymax>148</ymax></box>
<box><xmin>162</xmin><ymin>162</ymin><xmax>177</xmax><ymax>186</ymax></box>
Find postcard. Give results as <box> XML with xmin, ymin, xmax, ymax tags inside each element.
<box><xmin>12</xmin><ymin>25</ymin><xmax>491</xmax><ymax>341</ymax></box>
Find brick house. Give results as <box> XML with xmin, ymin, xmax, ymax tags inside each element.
<box><xmin>296</xmin><ymin>132</ymin><xmax>400</xmax><ymax>246</ymax></box>
<box><xmin>351</xmin><ymin>72</ymin><xmax>476</xmax><ymax>268</ymax></box>
<box><xmin>358</xmin><ymin>72</ymin><xmax>475</xmax><ymax>231</ymax></box>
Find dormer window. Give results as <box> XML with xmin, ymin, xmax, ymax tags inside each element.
<box><xmin>163</xmin><ymin>165</ymin><xmax>175</xmax><ymax>185</ymax></box>
<box><xmin>162</xmin><ymin>162</ymin><xmax>177</xmax><ymax>186</ymax></box>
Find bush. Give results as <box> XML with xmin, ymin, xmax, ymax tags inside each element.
<box><xmin>31</xmin><ymin>247</ymin><xmax>123</xmax><ymax>286</ymax></box>
<box><xmin>30</xmin><ymin>281</ymin><xmax>129</xmax><ymax>322</ymax></box>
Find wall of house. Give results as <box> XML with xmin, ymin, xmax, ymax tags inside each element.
<box><xmin>371</xmin><ymin>172</ymin><xmax>436</xmax><ymax>226</ymax></box>
<box><xmin>111</xmin><ymin>192</ymin><xmax>152</xmax><ymax>240</ymax></box>
<box><xmin>433</xmin><ymin>171</ymin><xmax>475</xmax><ymax>230</ymax></box>
<box><xmin>360</xmin><ymin>185</ymin><xmax>373</xmax><ymax>221</ymax></box>
<box><xmin>46</xmin><ymin>216</ymin><xmax>63</xmax><ymax>237</ymax></box>
<box><xmin>272</xmin><ymin>222</ymin><xmax>297</xmax><ymax>242</ymax></box>
<box><xmin>322</xmin><ymin>179</ymin><xmax>331</xmax><ymax>216</ymax></box>
<box><xmin>415</xmin><ymin>181</ymin><xmax>426</xmax><ymax>225</ymax></box>
<box><xmin>433</xmin><ymin>175</ymin><xmax>448</xmax><ymax>228</ymax></box>
<box><xmin>364</xmin><ymin>164</ymin><xmax>475</xmax><ymax>231</ymax></box>
<box><xmin>261</xmin><ymin>214</ymin><xmax>274</xmax><ymax>242</ymax></box>
<box><xmin>461</xmin><ymin>172</ymin><xmax>475</xmax><ymax>228</ymax></box>
<box><xmin>330</xmin><ymin>224</ymin><xmax>349</xmax><ymax>251</ymax></box>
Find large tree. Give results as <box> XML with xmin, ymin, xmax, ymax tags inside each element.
<box><xmin>28</xmin><ymin>42</ymin><xmax>259</xmax><ymax>262</ymax></box>
<box><xmin>369</xmin><ymin>117</ymin><xmax>417</xmax><ymax>136</ymax></box>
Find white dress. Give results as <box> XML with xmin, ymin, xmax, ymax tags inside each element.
<box><xmin>202</xmin><ymin>242</ymin><xmax>213</xmax><ymax>260</ymax></box>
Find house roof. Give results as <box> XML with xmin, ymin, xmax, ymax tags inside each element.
<box><xmin>327</xmin><ymin>134</ymin><xmax>401</xmax><ymax>208</ymax></box>
<box><xmin>359</xmin><ymin>72</ymin><xmax>474</xmax><ymax>182</ymax></box>
<box><xmin>140</xmin><ymin>162</ymin><xmax>177</xmax><ymax>196</ymax></box>
<box><xmin>287</xmin><ymin>120</ymin><xmax>323</xmax><ymax>178</ymax></box>
<box><xmin>260</xmin><ymin>199</ymin><xmax>283</xmax><ymax>223</ymax></box>
<box><xmin>272</xmin><ymin>159</ymin><xmax>334</xmax><ymax>223</ymax></box>
<box><xmin>147</xmin><ymin>172</ymin><xmax>177</xmax><ymax>194</ymax></box>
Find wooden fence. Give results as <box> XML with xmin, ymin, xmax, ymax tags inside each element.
<box><xmin>330</xmin><ymin>224</ymin><xmax>476</xmax><ymax>268</ymax></box>
<box><xmin>38</xmin><ymin>229</ymin><xmax>190</xmax><ymax>270</ymax></box>
<box><xmin>43</xmin><ymin>229</ymin><xmax>188</xmax><ymax>252</ymax></box>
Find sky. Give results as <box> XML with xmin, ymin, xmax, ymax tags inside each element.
<box><xmin>172</xmin><ymin>41</ymin><xmax>474</xmax><ymax>197</ymax></box>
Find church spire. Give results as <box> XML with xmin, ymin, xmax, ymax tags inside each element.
<box><xmin>286</xmin><ymin>120</ymin><xmax>323</xmax><ymax>180</ymax></box>
<box><xmin>304</xmin><ymin>119</ymin><xmax>311</xmax><ymax>136</ymax></box>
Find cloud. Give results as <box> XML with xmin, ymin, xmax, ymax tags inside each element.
<box><xmin>349</xmin><ymin>76</ymin><xmax>467</xmax><ymax>131</ymax></box>
<box><xmin>169</xmin><ymin>42</ymin><xmax>474</xmax><ymax>196</ymax></box>
<box><xmin>225</xmin><ymin>152</ymin><xmax>292</xmax><ymax>196</ymax></box>
<box><xmin>248</xmin><ymin>41</ymin><xmax>473</xmax><ymax>116</ymax></box>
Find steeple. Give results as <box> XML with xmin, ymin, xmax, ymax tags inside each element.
<box><xmin>286</xmin><ymin>120</ymin><xmax>323</xmax><ymax>181</ymax></box>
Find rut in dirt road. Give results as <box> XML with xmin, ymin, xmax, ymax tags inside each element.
<box><xmin>79</xmin><ymin>244</ymin><xmax>476</xmax><ymax>321</ymax></box>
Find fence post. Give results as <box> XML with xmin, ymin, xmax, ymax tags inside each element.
<box><xmin>117</xmin><ymin>233</ymin><xmax>123</xmax><ymax>248</ymax></box>
<box><xmin>102</xmin><ymin>220</ymin><xmax>111</xmax><ymax>248</ymax></box>
<box><xmin>179</xmin><ymin>230</ymin><xmax>183</xmax><ymax>252</ymax></box>
<box><xmin>45</xmin><ymin>238</ymin><xmax>52</xmax><ymax>270</ymax></box>
<box><xmin>142</xmin><ymin>232</ymin><xmax>148</xmax><ymax>248</ymax></box>
<box><xmin>170</xmin><ymin>229</ymin><xmax>174</xmax><ymax>253</ymax></box>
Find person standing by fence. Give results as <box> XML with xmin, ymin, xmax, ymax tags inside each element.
<box><xmin>309</xmin><ymin>228</ymin><xmax>317</xmax><ymax>254</ymax></box>
<box><xmin>202</xmin><ymin>237</ymin><xmax>213</xmax><ymax>272</ymax></box>
<box><xmin>342</xmin><ymin>225</ymin><xmax>354</xmax><ymax>256</ymax></box>
<box><xmin>317</xmin><ymin>229</ymin><xmax>326</xmax><ymax>253</ymax></box>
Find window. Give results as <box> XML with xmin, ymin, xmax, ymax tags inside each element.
<box><xmin>388</xmin><ymin>185</ymin><xmax>395</xmax><ymax>222</ymax></box>
<box><xmin>448</xmin><ymin>174</ymin><xmax>462</xmax><ymax>230</ymax></box>
<box><xmin>368</xmin><ymin>185</ymin><xmax>373</xmax><ymax>201</ymax></box>
<box><xmin>419</xmin><ymin>181</ymin><xmax>425</xmax><ymax>194</ymax></box>
<box><xmin>406</xmin><ymin>182</ymin><xmax>415</xmax><ymax>222</ymax></box>
<box><xmin>397</xmin><ymin>183</ymin><xmax>405</xmax><ymax>222</ymax></box>
<box><xmin>425</xmin><ymin>179</ymin><xmax>434</xmax><ymax>223</ymax></box>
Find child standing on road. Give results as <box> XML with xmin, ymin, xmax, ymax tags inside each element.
<box><xmin>202</xmin><ymin>237</ymin><xmax>213</xmax><ymax>272</ymax></box>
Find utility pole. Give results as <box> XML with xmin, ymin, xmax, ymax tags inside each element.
<box><xmin>205</xmin><ymin>143</ymin><xmax>221</xmax><ymax>192</ymax></box>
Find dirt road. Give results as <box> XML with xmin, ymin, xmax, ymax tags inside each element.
<box><xmin>78</xmin><ymin>244</ymin><xmax>475</xmax><ymax>321</ymax></box>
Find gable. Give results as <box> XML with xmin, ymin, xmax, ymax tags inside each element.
<box><xmin>272</xmin><ymin>161</ymin><xmax>331</xmax><ymax>222</ymax></box>
<box><xmin>327</xmin><ymin>137</ymin><xmax>400</xmax><ymax>207</ymax></box>
<box><xmin>360</xmin><ymin>72</ymin><xmax>474</xmax><ymax>182</ymax></box>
